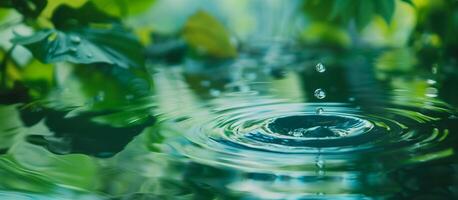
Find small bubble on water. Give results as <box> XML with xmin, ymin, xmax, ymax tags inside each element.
<box><xmin>70</xmin><ymin>35</ymin><xmax>81</xmax><ymax>44</ymax></box>
<box><xmin>316</xmin><ymin>108</ymin><xmax>324</xmax><ymax>115</ymax></box>
<box><xmin>314</xmin><ymin>89</ymin><xmax>326</xmax><ymax>99</ymax></box>
<box><xmin>315</xmin><ymin>63</ymin><xmax>326</xmax><ymax>73</ymax></box>
<box><xmin>209</xmin><ymin>89</ymin><xmax>221</xmax><ymax>97</ymax></box>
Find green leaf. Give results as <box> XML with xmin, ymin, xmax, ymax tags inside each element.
<box><xmin>92</xmin><ymin>0</ymin><xmax>156</xmax><ymax>17</ymax></box>
<box><xmin>3</xmin><ymin>0</ymin><xmax>48</xmax><ymax>19</ymax></box>
<box><xmin>401</xmin><ymin>0</ymin><xmax>414</xmax><ymax>6</ymax></box>
<box><xmin>375</xmin><ymin>0</ymin><xmax>395</xmax><ymax>23</ymax></box>
<box><xmin>51</xmin><ymin>2</ymin><xmax>118</xmax><ymax>30</ymax></box>
<box><xmin>183</xmin><ymin>11</ymin><xmax>237</xmax><ymax>58</ymax></box>
<box><xmin>356</xmin><ymin>0</ymin><xmax>375</xmax><ymax>29</ymax></box>
<box><xmin>11</xmin><ymin>2</ymin><xmax>145</xmax><ymax>68</ymax></box>
<box><xmin>12</xmin><ymin>28</ymin><xmax>144</xmax><ymax>68</ymax></box>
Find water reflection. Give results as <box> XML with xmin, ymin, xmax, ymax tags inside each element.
<box><xmin>0</xmin><ymin>47</ymin><xmax>457</xmax><ymax>199</ymax></box>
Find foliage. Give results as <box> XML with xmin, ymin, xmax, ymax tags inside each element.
<box><xmin>303</xmin><ymin>0</ymin><xmax>414</xmax><ymax>30</ymax></box>
<box><xmin>0</xmin><ymin>0</ymin><xmax>47</xmax><ymax>19</ymax></box>
<box><xmin>183</xmin><ymin>11</ymin><xmax>237</xmax><ymax>58</ymax></box>
<box><xmin>11</xmin><ymin>2</ymin><xmax>144</xmax><ymax>69</ymax></box>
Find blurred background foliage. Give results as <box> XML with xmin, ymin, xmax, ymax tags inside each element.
<box><xmin>0</xmin><ymin>0</ymin><xmax>456</xmax><ymax>126</ymax></box>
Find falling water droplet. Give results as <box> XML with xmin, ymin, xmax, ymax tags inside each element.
<box><xmin>316</xmin><ymin>108</ymin><xmax>324</xmax><ymax>115</ymax></box>
<box><xmin>70</xmin><ymin>35</ymin><xmax>81</xmax><ymax>44</ymax></box>
<box><xmin>315</xmin><ymin>63</ymin><xmax>326</xmax><ymax>73</ymax></box>
<box><xmin>348</xmin><ymin>97</ymin><xmax>355</xmax><ymax>102</ymax></box>
<box><xmin>314</xmin><ymin>89</ymin><xmax>326</xmax><ymax>99</ymax></box>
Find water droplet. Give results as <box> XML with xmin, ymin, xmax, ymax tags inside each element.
<box><xmin>209</xmin><ymin>89</ymin><xmax>221</xmax><ymax>97</ymax></box>
<box><xmin>348</xmin><ymin>97</ymin><xmax>355</xmax><ymax>102</ymax></box>
<box><xmin>314</xmin><ymin>89</ymin><xmax>326</xmax><ymax>99</ymax></box>
<box><xmin>70</xmin><ymin>35</ymin><xmax>81</xmax><ymax>44</ymax></box>
<box><xmin>316</xmin><ymin>108</ymin><xmax>324</xmax><ymax>115</ymax></box>
<box><xmin>315</xmin><ymin>63</ymin><xmax>326</xmax><ymax>73</ymax></box>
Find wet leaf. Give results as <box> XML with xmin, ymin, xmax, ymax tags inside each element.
<box><xmin>11</xmin><ymin>2</ymin><xmax>145</xmax><ymax>68</ymax></box>
<box><xmin>183</xmin><ymin>11</ymin><xmax>237</xmax><ymax>58</ymax></box>
<box><xmin>12</xmin><ymin>28</ymin><xmax>144</xmax><ymax>68</ymax></box>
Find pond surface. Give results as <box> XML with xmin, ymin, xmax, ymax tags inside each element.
<box><xmin>1</xmin><ymin>45</ymin><xmax>458</xmax><ymax>199</ymax></box>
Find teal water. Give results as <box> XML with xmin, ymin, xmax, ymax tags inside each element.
<box><xmin>1</xmin><ymin>45</ymin><xmax>458</xmax><ymax>199</ymax></box>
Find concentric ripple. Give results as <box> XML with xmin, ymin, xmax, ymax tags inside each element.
<box><xmin>166</xmin><ymin>96</ymin><xmax>454</xmax><ymax>171</ymax></box>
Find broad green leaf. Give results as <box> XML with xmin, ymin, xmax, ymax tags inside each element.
<box><xmin>401</xmin><ymin>0</ymin><xmax>414</xmax><ymax>6</ymax></box>
<box><xmin>12</xmin><ymin>28</ymin><xmax>144</xmax><ymax>68</ymax></box>
<box><xmin>92</xmin><ymin>0</ymin><xmax>156</xmax><ymax>17</ymax></box>
<box><xmin>51</xmin><ymin>2</ymin><xmax>118</xmax><ymax>30</ymax></box>
<box><xmin>304</xmin><ymin>0</ymin><xmax>407</xmax><ymax>29</ymax></box>
<box><xmin>356</xmin><ymin>0</ymin><xmax>375</xmax><ymax>30</ymax></box>
<box><xmin>183</xmin><ymin>11</ymin><xmax>237</xmax><ymax>58</ymax></box>
<box><xmin>12</xmin><ymin>2</ymin><xmax>145</xmax><ymax>68</ymax></box>
<box><xmin>375</xmin><ymin>0</ymin><xmax>395</xmax><ymax>23</ymax></box>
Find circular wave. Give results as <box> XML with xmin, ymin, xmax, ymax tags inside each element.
<box><xmin>165</xmin><ymin>97</ymin><xmax>454</xmax><ymax>171</ymax></box>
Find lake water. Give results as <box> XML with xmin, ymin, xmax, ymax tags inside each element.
<box><xmin>1</xmin><ymin>44</ymin><xmax>457</xmax><ymax>199</ymax></box>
